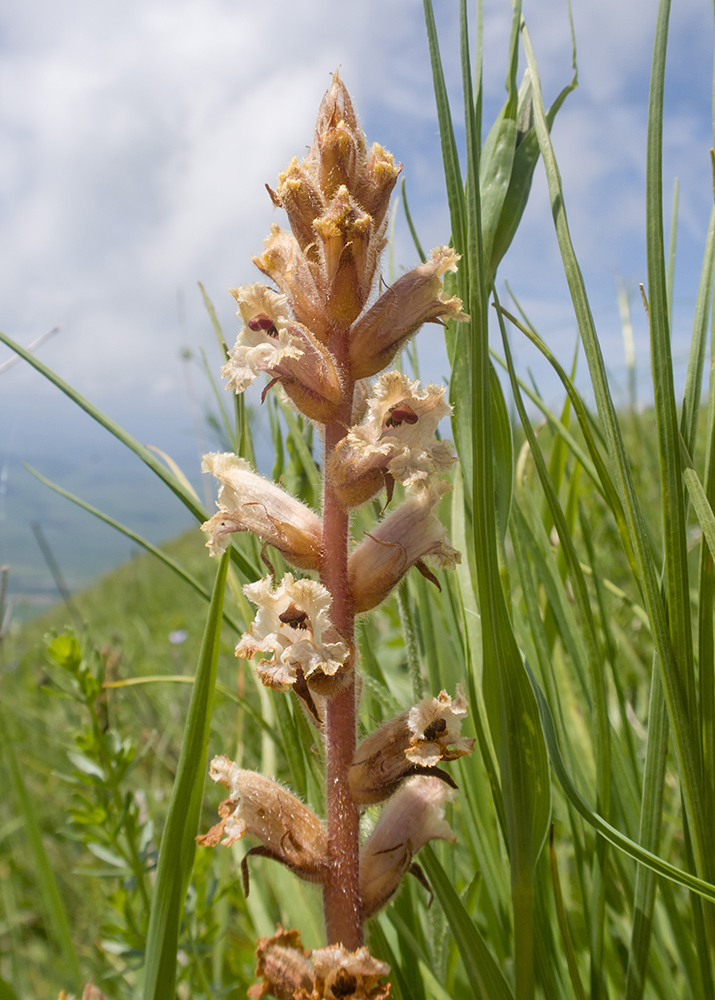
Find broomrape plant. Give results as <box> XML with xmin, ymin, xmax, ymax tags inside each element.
<box><xmin>6</xmin><ymin>1</ymin><xmax>715</xmax><ymax>998</ymax></box>
<box><xmin>196</xmin><ymin>71</ymin><xmax>472</xmax><ymax>997</ymax></box>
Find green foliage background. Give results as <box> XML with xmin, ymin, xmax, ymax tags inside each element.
<box><xmin>3</xmin><ymin>0</ymin><xmax>715</xmax><ymax>997</ymax></box>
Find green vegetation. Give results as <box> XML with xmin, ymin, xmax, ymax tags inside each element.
<box><xmin>2</xmin><ymin>0</ymin><xmax>715</xmax><ymax>997</ymax></box>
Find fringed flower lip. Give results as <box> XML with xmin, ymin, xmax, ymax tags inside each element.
<box><xmin>349</xmin><ymin>684</ymin><xmax>475</xmax><ymax>806</ymax></box>
<box><xmin>196</xmin><ymin>756</ymin><xmax>328</xmax><ymax>895</ymax></box>
<box><xmin>223</xmin><ymin>282</ymin><xmax>342</xmax><ymax>422</ymax></box>
<box><xmin>201</xmin><ymin>452</ymin><xmax>322</xmax><ymax>570</ymax></box>
<box><xmin>328</xmin><ymin>370</ymin><xmax>456</xmax><ymax>508</ymax></box>
<box><xmin>236</xmin><ymin>573</ymin><xmax>350</xmax><ymax>694</ymax></box>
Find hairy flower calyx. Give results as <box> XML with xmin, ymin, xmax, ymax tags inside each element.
<box><xmin>349</xmin><ymin>246</ymin><xmax>468</xmax><ymax>380</ymax></box>
<box><xmin>349</xmin><ymin>685</ymin><xmax>474</xmax><ymax>805</ymax></box>
<box><xmin>201</xmin><ymin>452</ymin><xmax>322</xmax><ymax>570</ymax></box>
<box><xmin>360</xmin><ymin>776</ymin><xmax>456</xmax><ymax>918</ymax></box>
<box><xmin>197</xmin><ymin>756</ymin><xmax>328</xmax><ymax>893</ymax></box>
<box><xmin>348</xmin><ymin>481</ymin><xmax>460</xmax><ymax>614</ymax></box>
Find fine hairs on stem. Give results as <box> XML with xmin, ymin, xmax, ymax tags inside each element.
<box><xmin>197</xmin><ymin>70</ymin><xmax>473</xmax><ymax>997</ymax></box>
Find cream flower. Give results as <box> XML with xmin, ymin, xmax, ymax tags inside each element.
<box><xmin>197</xmin><ymin>756</ymin><xmax>328</xmax><ymax>889</ymax></box>
<box><xmin>349</xmin><ymin>685</ymin><xmax>475</xmax><ymax>806</ymax></box>
<box><xmin>236</xmin><ymin>573</ymin><xmax>349</xmax><ymax>691</ymax></box>
<box><xmin>329</xmin><ymin>371</ymin><xmax>456</xmax><ymax>507</ymax></box>
<box><xmin>348</xmin><ymin>480</ymin><xmax>460</xmax><ymax>614</ymax></box>
<box><xmin>360</xmin><ymin>776</ymin><xmax>456</xmax><ymax>918</ymax></box>
<box><xmin>223</xmin><ymin>281</ymin><xmax>341</xmax><ymax>422</ymax></box>
<box><xmin>201</xmin><ymin>452</ymin><xmax>322</xmax><ymax>570</ymax></box>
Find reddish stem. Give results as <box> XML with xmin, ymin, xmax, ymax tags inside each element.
<box><xmin>321</xmin><ymin>348</ymin><xmax>362</xmax><ymax>949</ymax></box>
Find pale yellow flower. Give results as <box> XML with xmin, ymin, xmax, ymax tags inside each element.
<box><xmin>236</xmin><ymin>573</ymin><xmax>349</xmax><ymax>691</ymax></box>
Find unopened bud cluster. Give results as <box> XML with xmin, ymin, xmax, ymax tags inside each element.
<box><xmin>198</xmin><ymin>71</ymin><xmax>471</xmax><ymax>993</ymax></box>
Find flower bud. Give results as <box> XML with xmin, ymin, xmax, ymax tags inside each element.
<box><xmin>360</xmin><ymin>776</ymin><xmax>456</xmax><ymax>918</ymax></box>
<box><xmin>275</xmin><ymin>156</ymin><xmax>325</xmax><ymax>253</ymax></box>
<box><xmin>236</xmin><ymin>573</ymin><xmax>350</xmax><ymax>692</ymax></box>
<box><xmin>349</xmin><ymin>246</ymin><xmax>468</xmax><ymax>380</ymax></box>
<box><xmin>354</xmin><ymin>142</ymin><xmax>402</xmax><ymax>231</ymax></box>
<box><xmin>310</xmin><ymin>71</ymin><xmax>366</xmax><ymax>200</ymax></box>
<box><xmin>253</xmin><ymin>225</ymin><xmax>331</xmax><ymax>342</ymax></box>
<box><xmin>348</xmin><ymin>481</ymin><xmax>460</xmax><ymax>613</ymax></box>
<box><xmin>201</xmin><ymin>452</ymin><xmax>322</xmax><ymax>570</ymax></box>
<box><xmin>349</xmin><ymin>685</ymin><xmax>475</xmax><ymax>805</ymax></box>
<box><xmin>313</xmin><ymin>186</ymin><xmax>375</xmax><ymax>325</ymax></box>
<box><xmin>197</xmin><ymin>756</ymin><xmax>328</xmax><ymax>889</ymax></box>
<box><xmin>223</xmin><ymin>282</ymin><xmax>341</xmax><ymax>422</ymax></box>
<box><xmin>329</xmin><ymin>371</ymin><xmax>456</xmax><ymax>507</ymax></box>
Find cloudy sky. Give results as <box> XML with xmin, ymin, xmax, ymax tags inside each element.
<box><xmin>1</xmin><ymin>0</ymin><xmax>714</xmax><ymax>596</ymax></box>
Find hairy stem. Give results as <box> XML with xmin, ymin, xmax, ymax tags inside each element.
<box><xmin>321</xmin><ymin>348</ymin><xmax>362</xmax><ymax>948</ymax></box>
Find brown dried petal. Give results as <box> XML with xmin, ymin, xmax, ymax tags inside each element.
<box><xmin>248</xmin><ymin>926</ymin><xmax>314</xmax><ymax>1000</ymax></box>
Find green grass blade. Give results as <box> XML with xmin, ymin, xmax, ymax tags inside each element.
<box><xmin>0</xmin><ymin>330</ymin><xmax>207</xmax><ymax>524</ymax></box>
<box><xmin>681</xmin><ymin>202</ymin><xmax>715</xmax><ymax>455</ymax></box>
<box><xmin>24</xmin><ymin>463</ymin><xmax>250</xmax><ymax>631</ymax></box>
<box><xmin>645</xmin><ymin>0</ymin><xmax>698</xmax><ymax>732</ymax></box>
<box><xmin>521</xmin><ymin>15</ymin><xmax>709</xmax><ymax>898</ymax></box>
<box><xmin>624</xmin><ymin>666</ymin><xmax>668</xmax><ymax>1000</ymax></box>
<box><xmin>497</xmin><ymin>292</ymin><xmax>610</xmax><ymax>994</ymax></box>
<box><xmin>0</xmin><ymin>980</ymin><xmax>21</xmax><ymax>1000</ymax></box>
<box><xmin>0</xmin><ymin>718</ymin><xmax>82</xmax><ymax>985</ymax></box>
<box><xmin>141</xmin><ymin>550</ymin><xmax>229</xmax><ymax>1000</ymax></box>
<box><xmin>526</xmin><ymin>661</ymin><xmax>715</xmax><ymax>903</ymax></box>
<box><xmin>549</xmin><ymin>827</ymin><xmax>587</xmax><ymax>1000</ymax></box>
<box><xmin>421</xmin><ymin>846</ymin><xmax>516</xmax><ymax>1000</ymax></box>
<box><xmin>401</xmin><ymin>178</ymin><xmax>427</xmax><ymax>263</ymax></box>
<box><xmin>422</xmin><ymin>0</ymin><xmax>466</xmax><ymax>262</ymax></box>
<box><xmin>455</xmin><ymin>8</ymin><xmax>550</xmax><ymax>999</ymax></box>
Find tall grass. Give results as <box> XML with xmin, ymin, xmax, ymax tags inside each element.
<box><xmin>2</xmin><ymin>0</ymin><xmax>715</xmax><ymax>997</ymax></box>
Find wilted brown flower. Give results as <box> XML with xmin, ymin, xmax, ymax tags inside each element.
<box><xmin>247</xmin><ymin>926</ymin><xmax>315</xmax><ymax>1000</ymax></box>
